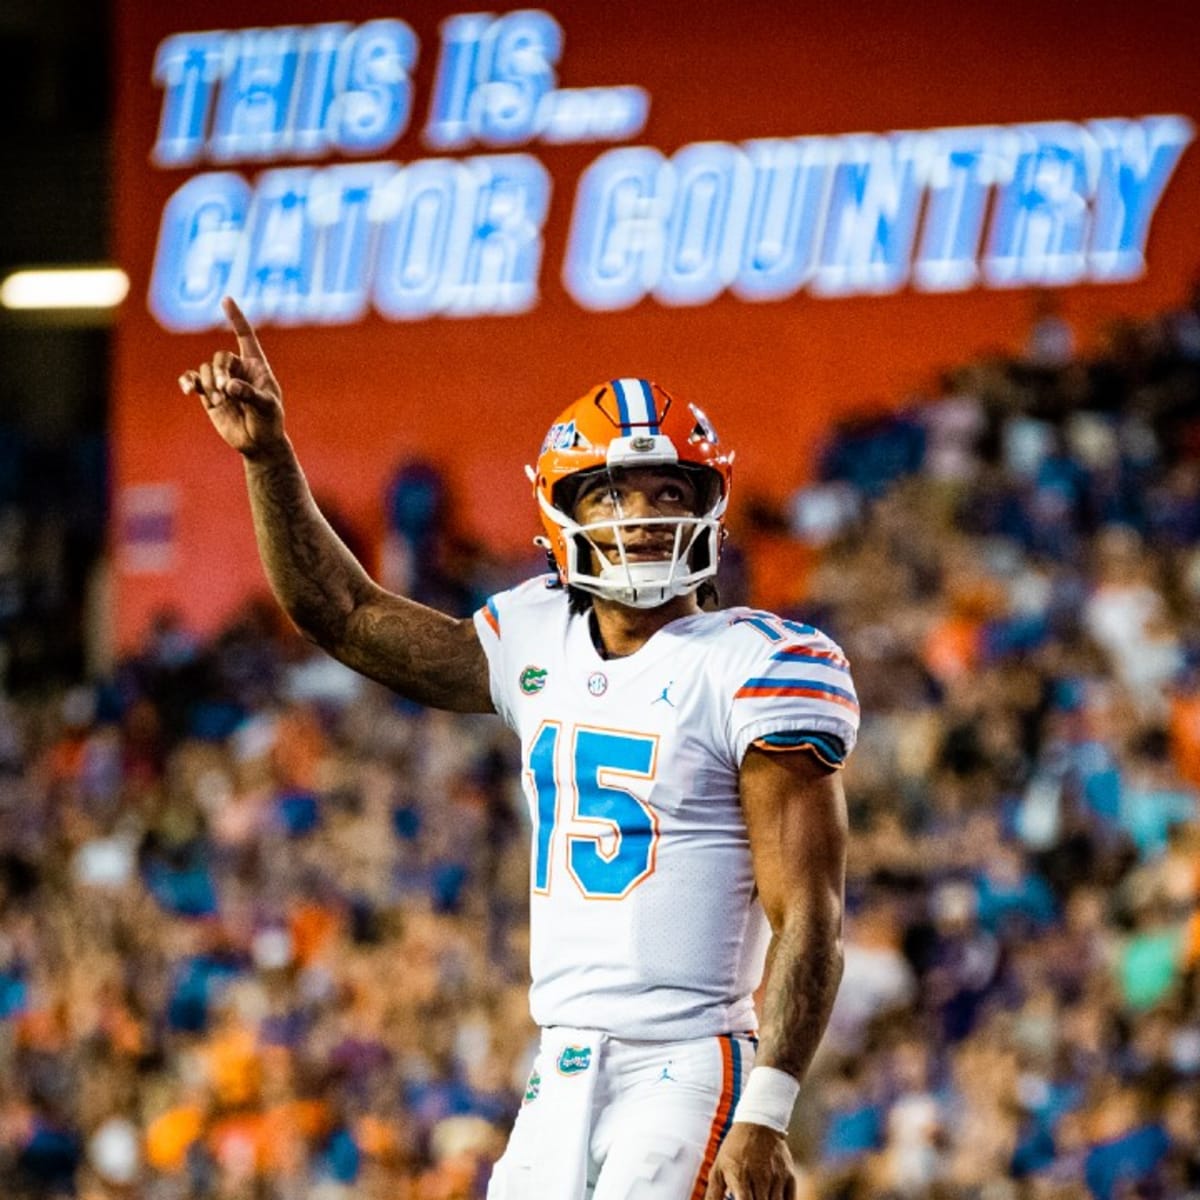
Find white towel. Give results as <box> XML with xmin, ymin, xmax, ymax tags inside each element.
<box><xmin>530</xmin><ymin>1028</ymin><xmax>605</xmax><ymax>1199</ymax></box>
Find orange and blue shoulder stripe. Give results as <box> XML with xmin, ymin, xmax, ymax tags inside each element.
<box><xmin>735</xmin><ymin>676</ymin><xmax>859</xmax><ymax>713</ymax></box>
<box><xmin>481</xmin><ymin>596</ymin><xmax>501</xmax><ymax>638</ymax></box>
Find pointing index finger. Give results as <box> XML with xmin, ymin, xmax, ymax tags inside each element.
<box><xmin>222</xmin><ymin>296</ymin><xmax>265</xmax><ymax>362</ymax></box>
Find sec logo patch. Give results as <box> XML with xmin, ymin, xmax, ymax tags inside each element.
<box><xmin>587</xmin><ymin>672</ymin><xmax>608</xmax><ymax>696</ymax></box>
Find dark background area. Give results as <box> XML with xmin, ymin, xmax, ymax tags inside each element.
<box><xmin>0</xmin><ymin>0</ymin><xmax>110</xmax><ymax>689</ymax></box>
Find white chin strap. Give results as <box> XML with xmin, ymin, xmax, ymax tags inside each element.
<box><xmin>537</xmin><ymin>495</ymin><xmax>721</xmax><ymax>608</ymax></box>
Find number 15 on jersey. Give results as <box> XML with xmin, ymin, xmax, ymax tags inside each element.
<box><xmin>526</xmin><ymin>721</ymin><xmax>661</xmax><ymax>900</ymax></box>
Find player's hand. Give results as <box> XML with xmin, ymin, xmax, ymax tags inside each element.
<box><xmin>705</xmin><ymin>1122</ymin><xmax>797</xmax><ymax>1200</ymax></box>
<box><xmin>179</xmin><ymin>297</ymin><xmax>286</xmax><ymax>460</ymax></box>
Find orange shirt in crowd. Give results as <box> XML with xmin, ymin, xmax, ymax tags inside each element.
<box><xmin>207</xmin><ymin>1099</ymin><xmax>330</xmax><ymax>1176</ymax></box>
<box><xmin>204</xmin><ymin>1026</ymin><xmax>263</xmax><ymax>1108</ymax></box>
<box><xmin>1169</xmin><ymin>690</ymin><xmax>1200</xmax><ymax>790</ymax></box>
<box><xmin>145</xmin><ymin>1104</ymin><xmax>205</xmax><ymax>1173</ymax></box>
<box><xmin>272</xmin><ymin>707</ymin><xmax>328</xmax><ymax>790</ymax></box>
<box><xmin>923</xmin><ymin>614</ymin><xmax>981</xmax><ymax>683</ymax></box>
<box><xmin>289</xmin><ymin>901</ymin><xmax>342</xmax><ymax>966</ymax></box>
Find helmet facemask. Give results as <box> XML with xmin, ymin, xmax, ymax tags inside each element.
<box><xmin>538</xmin><ymin>464</ymin><xmax>726</xmax><ymax>609</ymax></box>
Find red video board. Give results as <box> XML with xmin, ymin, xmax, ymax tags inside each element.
<box><xmin>112</xmin><ymin>0</ymin><xmax>1200</xmax><ymax>646</ymax></box>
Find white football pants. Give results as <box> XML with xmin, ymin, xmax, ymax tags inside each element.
<box><xmin>487</xmin><ymin>1026</ymin><xmax>755</xmax><ymax>1200</ymax></box>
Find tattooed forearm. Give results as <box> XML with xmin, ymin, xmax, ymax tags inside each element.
<box><xmin>242</xmin><ymin>441</ymin><xmax>493</xmax><ymax>713</ymax></box>
<box><xmin>754</xmin><ymin>895</ymin><xmax>844</xmax><ymax>1080</ymax></box>
<box><xmin>244</xmin><ymin>440</ymin><xmax>371</xmax><ymax>637</ymax></box>
<box><xmin>339</xmin><ymin>600</ymin><xmax>493</xmax><ymax>712</ymax></box>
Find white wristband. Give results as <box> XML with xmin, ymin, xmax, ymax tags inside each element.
<box><xmin>731</xmin><ymin>1066</ymin><xmax>800</xmax><ymax>1134</ymax></box>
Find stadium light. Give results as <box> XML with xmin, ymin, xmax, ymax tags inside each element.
<box><xmin>0</xmin><ymin>266</ymin><xmax>130</xmax><ymax>310</ymax></box>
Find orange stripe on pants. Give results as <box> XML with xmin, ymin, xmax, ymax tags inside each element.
<box><xmin>689</xmin><ymin>1036</ymin><xmax>735</xmax><ymax>1200</ymax></box>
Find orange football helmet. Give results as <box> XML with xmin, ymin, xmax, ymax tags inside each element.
<box><xmin>526</xmin><ymin>378</ymin><xmax>734</xmax><ymax>608</ymax></box>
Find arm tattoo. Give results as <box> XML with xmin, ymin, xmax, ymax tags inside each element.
<box><xmin>340</xmin><ymin>599</ymin><xmax>493</xmax><ymax>713</ymax></box>
<box><xmin>243</xmin><ymin>443</ymin><xmax>493</xmax><ymax>713</ymax></box>
<box><xmin>755</xmin><ymin>900</ymin><xmax>844</xmax><ymax>1080</ymax></box>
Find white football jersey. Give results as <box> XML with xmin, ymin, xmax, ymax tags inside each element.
<box><xmin>474</xmin><ymin>577</ymin><xmax>859</xmax><ymax>1040</ymax></box>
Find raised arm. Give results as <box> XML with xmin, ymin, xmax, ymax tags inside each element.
<box><xmin>706</xmin><ymin>746</ymin><xmax>848</xmax><ymax>1200</ymax></box>
<box><xmin>179</xmin><ymin>298</ymin><xmax>493</xmax><ymax>714</ymax></box>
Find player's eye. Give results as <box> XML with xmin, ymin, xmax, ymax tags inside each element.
<box><xmin>576</xmin><ymin>482</ymin><xmax>622</xmax><ymax>518</ymax></box>
<box><xmin>578</xmin><ymin>480</ymin><xmax>612</xmax><ymax>503</ymax></box>
<box><xmin>658</xmin><ymin>482</ymin><xmax>691</xmax><ymax>506</ymax></box>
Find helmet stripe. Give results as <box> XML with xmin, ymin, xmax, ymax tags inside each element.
<box><xmin>611</xmin><ymin>377</ymin><xmax>660</xmax><ymax>435</ymax></box>
<box><xmin>611</xmin><ymin>377</ymin><xmax>633</xmax><ymax>432</ymax></box>
<box><xmin>638</xmin><ymin>378</ymin><xmax>661</xmax><ymax>434</ymax></box>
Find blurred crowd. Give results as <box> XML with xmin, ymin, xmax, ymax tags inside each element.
<box><xmin>1</xmin><ymin>289</ymin><xmax>1200</xmax><ymax>1199</ymax></box>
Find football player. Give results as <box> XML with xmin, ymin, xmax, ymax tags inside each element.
<box><xmin>181</xmin><ymin>298</ymin><xmax>856</xmax><ymax>1200</ymax></box>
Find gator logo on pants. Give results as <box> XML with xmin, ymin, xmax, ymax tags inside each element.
<box><xmin>556</xmin><ymin>1045</ymin><xmax>592</xmax><ymax>1075</ymax></box>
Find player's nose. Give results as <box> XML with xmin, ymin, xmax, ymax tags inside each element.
<box><xmin>618</xmin><ymin>487</ymin><xmax>660</xmax><ymax>520</ymax></box>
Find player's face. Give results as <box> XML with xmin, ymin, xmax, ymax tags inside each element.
<box><xmin>571</xmin><ymin>467</ymin><xmax>700</xmax><ymax>563</ymax></box>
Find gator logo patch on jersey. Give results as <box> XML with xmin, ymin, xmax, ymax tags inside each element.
<box><xmin>556</xmin><ymin>1045</ymin><xmax>593</xmax><ymax>1075</ymax></box>
<box><xmin>520</xmin><ymin>665</ymin><xmax>548</xmax><ymax>695</ymax></box>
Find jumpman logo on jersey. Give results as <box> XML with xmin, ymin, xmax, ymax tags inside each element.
<box><xmin>657</xmin><ymin>1060</ymin><xmax>677</xmax><ymax>1082</ymax></box>
<box><xmin>652</xmin><ymin>680</ymin><xmax>677</xmax><ymax>707</ymax></box>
